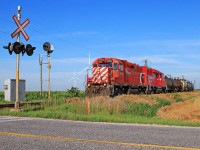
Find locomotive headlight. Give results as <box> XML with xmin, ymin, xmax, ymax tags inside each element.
<box><xmin>103</xmin><ymin>83</ymin><xmax>107</xmax><ymax>87</ymax></box>
<box><xmin>88</xmin><ymin>84</ymin><xmax>91</xmax><ymax>87</ymax></box>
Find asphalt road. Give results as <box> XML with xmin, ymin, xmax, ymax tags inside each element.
<box><xmin>0</xmin><ymin>116</ymin><xmax>200</xmax><ymax>150</ymax></box>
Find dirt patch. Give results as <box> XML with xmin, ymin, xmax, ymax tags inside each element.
<box><xmin>101</xmin><ymin>91</ymin><xmax>200</xmax><ymax>122</ymax></box>
<box><xmin>157</xmin><ymin>92</ymin><xmax>200</xmax><ymax>122</ymax></box>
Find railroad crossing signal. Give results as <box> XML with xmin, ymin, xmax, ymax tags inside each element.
<box><xmin>4</xmin><ymin>6</ymin><xmax>33</xmax><ymax>111</ymax></box>
<box><xmin>11</xmin><ymin>15</ymin><xmax>30</xmax><ymax>41</ymax></box>
<box><xmin>3</xmin><ymin>43</ymin><xmax>13</xmax><ymax>55</ymax></box>
<box><xmin>43</xmin><ymin>42</ymin><xmax>54</xmax><ymax>54</ymax></box>
<box><xmin>25</xmin><ymin>44</ymin><xmax>36</xmax><ymax>56</ymax></box>
<box><xmin>13</xmin><ymin>42</ymin><xmax>24</xmax><ymax>54</ymax></box>
<box><xmin>3</xmin><ymin>42</ymin><xmax>36</xmax><ymax>56</ymax></box>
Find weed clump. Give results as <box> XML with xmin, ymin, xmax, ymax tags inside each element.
<box><xmin>123</xmin><ymin>99</ymin><xmax>171</xmax><ymax>117</ymax></box>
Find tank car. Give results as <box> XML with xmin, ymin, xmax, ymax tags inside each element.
<box><xmin>164</xmin><ymin>76</ymin><xmax>173</xmax><ymax>92</ymax></box>
<box><xmin>174</xmin><ymin>78</ymin><xmax>183</xmax><ymax>92</ymax></box>
<box><xmin>180</xmin><ymin>79</ymin><xmax>188</xmax><ymax>91</ymax></box>
<box><xmin>187</xmin><ymin>81</ymin><xmax>194</xmax><ymax>91</ymax></box>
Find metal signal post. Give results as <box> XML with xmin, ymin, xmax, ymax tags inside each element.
<box><xmin>15</xmin><ymin>6</ymin><xmax>21</xmax><ymax>110</ymax></box>
<box><xmin>39</xmin><ymin>54</ymin><xmax>45</xmax><ymax>96</ymax></box>
<box><xmin>39</xmin><ymin>53</ymin><xmax>51</xmax><ymax>99</ymax></box>
<box><xmin>47</xmin><ymin>54</ymin><xmax>51</xmax><ymax>99</ymax></box>
<box><xmin>42</xmin><ymin>42</ymin><xmax>54</xmax><ymax>100</ymax></box>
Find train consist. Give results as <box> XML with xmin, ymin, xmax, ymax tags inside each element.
<box><xmin>86</xmin><ymin>57</ymin><xmax>194</xmax><ymax>97</ymax></box>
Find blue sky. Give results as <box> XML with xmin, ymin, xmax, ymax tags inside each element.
<box><xmin>0</xmin><ymin>0</ymin><xmax>200</xmax><ymax>91</ymax></box>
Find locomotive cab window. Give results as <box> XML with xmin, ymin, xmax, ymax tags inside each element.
<box><xmin>106</xmin><ymin>60</ymin><xmax>112</xmax><ymax>67</ymax></box>
<box><xmin>114</xmin><ymin>63</ymin><xmax>118</xmax><ymax>70</ymax></box>
<box><xmin>99</xmin><ymin>63</ymin><xmax>105</xmax><ymax>67</ymax></box>
<box><xmin>98</xmin><ymin>60</ymin><xmax>105</xmax><ymax>67</ymax></box>
<box><xmin>106</xmin><ymin>63</ymin><xmax>112</xmax><ymax>67</ymax></box>
<box><xmin>98</xmin><ymin>60</ymin><xmax>103</xmax><ymax>63</ymax></box>
<box><xmin>93</xmin><ymin>64</ymin><xmax>97</xmax><ymax>68</ymax></box>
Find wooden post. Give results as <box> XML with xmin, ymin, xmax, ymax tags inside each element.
<box><xmin>87</xmin><ymin>99</ymin><xmax>90</xmax><ymax>114</ymax></box>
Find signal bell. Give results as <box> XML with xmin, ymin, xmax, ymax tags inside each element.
<box><xmin>43</xmin><ymin>42</ymin><xmax>54</xmax><ymax>54</ymax></box>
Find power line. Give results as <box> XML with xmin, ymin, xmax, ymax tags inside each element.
<box><xmin>28</xmin><ymin>28</ymin><xmax>89</xmax><ymax>50</ymax></box>
<box><xmin>23</xmin><ymin>17</ymin><xmax>114</xmax><ymax>57</ymax></box>
<box><xmin>29</xmin><ymin>39</ymin><xmax>43</xmax><ymax>45</ymax></box>
<box><xmin>26</xmin><ymin>28</ymin><xmax>102</xmax><ymax>58</ymax></box>
<box><xmin>1</xmin><ymin>9</ymin><xmax>114</xmax><ymax>60</ymax></box>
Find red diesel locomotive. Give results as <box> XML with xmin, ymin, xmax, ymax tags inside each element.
<box><xmin>86</xmin><ymin>57</ymin><xmax>194</xmax><ymax>97</ymax></box>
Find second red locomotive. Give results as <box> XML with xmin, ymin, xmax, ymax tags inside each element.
<box><xmin>86</xmin><ymin>57</ymin><xmax>194</xmax><ymax>97</ymax></box>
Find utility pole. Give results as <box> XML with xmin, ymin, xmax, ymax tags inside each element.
<box><xmin>15</xmin><ymin>6</ymin><xmax>21</xmax><ymax>110</ymax></box>
<box><xmin>144</xmin><ymin>59</ymin><xmax>148</xmax><ymax>67</ymax></box>
<box><xmin>142</xmin><ymin>59</ymin><xmax>151</xmax><ymax>68</ymax></box>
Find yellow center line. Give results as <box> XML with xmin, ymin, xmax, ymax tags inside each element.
<box><xmin>0</xmin><ymin>131</ymin><xmax>199</xmax><ymax>150</ymax></box>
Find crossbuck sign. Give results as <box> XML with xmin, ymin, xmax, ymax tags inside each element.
<box><xmin>11</xmin><ymin>15</ymin><xmax>30</xmax><ymax>41</ymax></box>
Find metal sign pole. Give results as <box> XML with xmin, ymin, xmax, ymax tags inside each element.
<box><xmin>15</xmin><ymin>6</ymin><xmax>21</xmax><ymax>109</ymax></box>
<box><xmin>47</xmin><ymin>54</ymin><xmax>51</xmax><ymax>100</ymax></box>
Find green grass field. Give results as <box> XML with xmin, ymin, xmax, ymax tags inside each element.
<box><xmin>0</xmin><ymin>87</ymin><xmax>85</xmax><ymax>103</ymax></box>
<box><xmin>0</xmin><ymin>89</ymin><xmax>200</xmax><ymax>127</ymax></box>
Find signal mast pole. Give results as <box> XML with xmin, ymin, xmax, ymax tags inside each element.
<box><xmin>47</xmin><ymin>54</ymin><xmax>51</xmax><ymax>99</ymax></box>
<box><xmin>42</xmin><ymin>42</ymin><xmax>54</xmax><ymax>100</ymax></box>
<box><xmin>15</xmin><ymin>6</ymin><xmax>21</xmax><ymax>110</ymax></box>
<box><xmin>39</xmin><ymin>53</ymin><xmax>51</xmax><ymax>99</ymax></box>
<box><xmin>39</xmin><ymin>54</ymin><xmax>43</xmax><ymax>96</ymax></box>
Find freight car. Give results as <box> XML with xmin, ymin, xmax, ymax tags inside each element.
<box><xmin>85</xmin><ymin>57</ymin><xmax>194</xmax><ymax>97</ymax></box>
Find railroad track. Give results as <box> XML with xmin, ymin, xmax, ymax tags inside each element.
<box><xmin>0</xmin><ymin>101</ymin><xmax>44</xmax><ymax>109</ymax></box>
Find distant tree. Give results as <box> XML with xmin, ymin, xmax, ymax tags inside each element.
<box><xmin>67</xmin><ymin>87</ymin><xmax>80</xmax><ymax>97</ymax></box>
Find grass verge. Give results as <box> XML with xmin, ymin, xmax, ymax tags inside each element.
<box><xmin>0</xmin><ymin>98</ymin><xmax>199</xmax><ymax>127</ymax></box>
<box><xmin>0</xmin><ymin>108</ymin><xmax>200</xmax><ymax>127</ymax></box>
